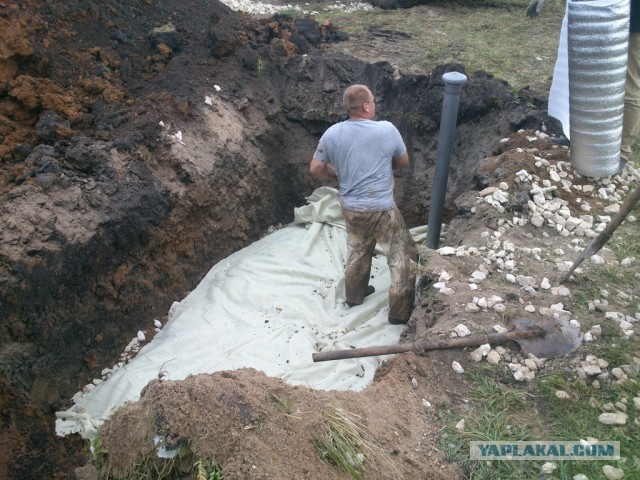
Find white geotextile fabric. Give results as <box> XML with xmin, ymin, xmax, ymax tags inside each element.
<box><xmin>56</xmin><ymin>186</ymin><xmax>426</xmax><ymax>440</ymax></box>
<box><xmin>549</xmin><ymin>2</ymin><xmax>570</xmax><ymax>140</ymax></box>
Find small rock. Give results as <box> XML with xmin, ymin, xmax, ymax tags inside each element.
<box><xmin>620</xmin><ymin>257</ymin><xmax>635</xmax><ymax>267</ymax></box>
<box><xmin>598</xmin><ymin>412</ymin><xmax>628</xmax><ymax>425</ymax></box>
<box><xmin>486</xmin><ymin>350</ymin><xmax>501</xmax><ymax>365</ymax></box>
<box><xmin>582</xmin><ymin>365</ymin><xmax>602</xmax><ymax>376</ymax></box>
<box><xmin>452</xmin><ymin>361</ymin><xmax>465</xmax><ymax>374</ymax></box>
<box><xmin>573</xmin><ymin>474</ymin><xmax>588</xmax><ymax>480</ymax></box>
<box><xmin>601</xmin><ymin>402</ymin><xmax>616</xmax><ymax>412</ymax></box>
<box><xmin>611</xmin><ymin>368</ymin><xmax>628</xmax><ymax>381</ymax></box>
<box><xmin>455</xmin><ymin>419</ymin><xmax>465</xmax><ymax>431</ymax></box>
<box><xmin>465</xmin><ymin>303</ymin><xmax>480</xmax><ymax>312</ymax></box>
<box><xmin>555</xmin><ymin>390</ymin><xmax>570</xmax><ymax>399</ymax></box>
<box><xmin>615</xmin><ymin>402</ymin><xmax>626</xmax><ymax>412</ymax></box>
<box><xmin>439</xmin><ymin>271</ymin><xmax>453</xmax><ymax>282</ymax></box>
<box><xmin>602</xmin><ymin>465</ymin><xmax>625</xmax><ymax>480</ymax></box>
<box><xmin>493</xmin><ymin>325</ymin><xmax>508</xmax><ymax>334</ymax></box>
<box><xmin>137</xmin><ymin>330</ymin><xmax>146</xmax><ymax>342</ymax></box>
<box><xmin>437</xmin><ymin>247</ymin><xmax>456</xmax><ymax>256</ymax></box>
<box><xmin>454</xmin><ymin>324</ymin><xmax>471</xmax><ymax>337</ymax></box>
<box><xmin>541</xmin><ymin>462</ymin><xmax>557</xmax><ymax>474</ymax></box>
<box><xmin>470</xmin><ymin>344</ymin><xmax>490</xmax><ymax>362</ymax></box>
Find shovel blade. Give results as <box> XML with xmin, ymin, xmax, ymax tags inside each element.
<box><xmin>511</xmin><ymin>317</ymin><xmax>582</xmax><ymax>358</ymax></box>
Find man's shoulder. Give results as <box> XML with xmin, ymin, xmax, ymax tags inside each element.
<box><xmin>322</xmin><ymin>120</ymin><xmax>349</xmax><ymax>135</ymax></box>
<box><xmin>373</xmin><ymin>120</ymin><xmax>398</xmax><ymax>129</ymax></box>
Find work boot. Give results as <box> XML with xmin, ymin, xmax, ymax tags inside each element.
<box><xmin>388</xmin><ymin>316</ymin><xmax>409</xmax><ymax>325</ymax></box>
<box><xmin>346</xmin><ymin>285</ymin><xmax>375</xmax><ymax>307</ymax></box>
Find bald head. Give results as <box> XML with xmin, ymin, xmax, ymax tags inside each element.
<box><xmin>343</xmin><ymin>84</ymin><xmax>375</xmax><ymax>119</ymax></box>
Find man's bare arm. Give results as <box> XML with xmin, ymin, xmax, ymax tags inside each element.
<box><xmin>392</xmin><ymin>151</ymin><xmax>409</xmax><ymax>170</ymax></box>
<box><xmin>309</xmin><ymin>158</ymin><xmax>336</xmax><ymax>180</ymax></box>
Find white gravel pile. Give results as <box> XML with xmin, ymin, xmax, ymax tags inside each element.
<box><xmin>218</xmin><ymin>0</ymin><xmax>372</xmax><ymax>16</ymax></box>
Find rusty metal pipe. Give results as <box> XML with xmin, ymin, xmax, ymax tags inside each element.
<box><xmin>312</xmin><ymin>327</ymin><xmax>543</xmax><ymax>362</ymax></box>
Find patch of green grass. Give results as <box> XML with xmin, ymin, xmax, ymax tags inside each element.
<box><xmin>569</xmin><ymin>261</ymin><xmax>638</xmax><ymax>316</ymax></box>
<box><xmin>98</xmin><ymin>442</ymin><xmax>224</xmax><ymax>480</ymax></box>
<box><xmin>313</xmin><ymin>405</ymin><xmax>396</xmax><ymax>480</ymax></box>
<box><xmin>317</xmin><ymin>0</ymin><xmax>565</xmax><ymax>93</ymax></box>
<box><xmin>271</xmin><ymin>393</ymin><xmax>293</xmax><ymax>414</ymax></box>
<box><xmin>536</xmin><ymin>371</ymin><xmax>640</xmax><ymax>480</ymax></box>
<box><xmin>609</xmin><ymin>222</ymin><xmax>640</xmax><ymax>263</ymax></box>
<box><xmin>195</xmin><ymin>457</ymin><xmax>224</xmax><ymax>480</ymax></box>
<box><xmin>437</xmin><ymin>369</ymin><xmax>542</xmax><ymax>479</ymax></box>
<box><xmin>437</xmin><ymin>363</ymin><xmax>640</xmax><ymax>480</ymax></box>
<box><xmin>276</xmin><ymin>7</ymin><xmax>308</xmax><ymax>18</ymax></box>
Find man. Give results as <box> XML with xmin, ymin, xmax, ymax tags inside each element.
<box><xmin>309</xmin><ymin>84</ymin><xmax>418</xmax><ymax>325</ymax></box>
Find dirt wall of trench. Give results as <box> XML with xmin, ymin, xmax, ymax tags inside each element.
<box><xmin>0</xmin><ymin>0</ymin><xmax>557</xmax><ymax>476</ymax></box>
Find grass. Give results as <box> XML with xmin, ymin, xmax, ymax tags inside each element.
<box><xmin>96</xmin><ymin>440</ymin><xmax>224</xmax><ymax>480</ymax></box>
<box><xmin>536</xmin><ymin>371</ymin><xmax>640</xmax><ymax>480</ymax></box>
<box><xmin>437</xmin><ymin>369</ymin><xmax>541</xmax><ymax>479</ymax></box>
<box><xmin>438</xmin><ymin>344</ymin><xmax>640</xmax><ymax>478</ymax></box>
<box><xmin>316</xmin><ymin>0</ymin><xmax>566</xmax><ymax>93</ymax></box>
<box><xmin>312</xmin><ymin>404</ymin><xmax>396</xmax><ymax>479</ymax></box>
<box><xmin>437</xmin><ymin>362</ymin><xmax>640</xmax><ymax>480</ymax></box>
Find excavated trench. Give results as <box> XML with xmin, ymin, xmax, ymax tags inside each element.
<box><xmin>0</xmin><ymin>1</ymin><xmax>560</xmax><ymax>476</ymax></box>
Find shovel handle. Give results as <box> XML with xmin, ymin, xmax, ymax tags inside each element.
<box><xmin>312</xmin><ymin>328</ymin><xmax>543</xmax><ymax>362</ymax></box>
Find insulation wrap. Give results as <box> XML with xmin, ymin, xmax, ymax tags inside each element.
<box><xmin>568</xmin><ymin>0</ymin><xmax>630</xmax><ymax>178</ymax></box>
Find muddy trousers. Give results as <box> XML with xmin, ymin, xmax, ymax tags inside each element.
<box><xmin>621</xmin><ymin>32</ymin><xmax>640</xmax><ymax>161</ymax></box>
<box><xmin>342</xmin><ymin>206</ymin><xmax>419</xmax><ymax>323</ymax></box>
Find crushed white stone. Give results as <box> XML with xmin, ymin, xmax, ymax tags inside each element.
<box><xmin>602</xmin><ymin>465</ymin><xmax>625</xmax><ymax>480</ymax></box>
<box><xmin>453</xmin><ymin>324</ymin><xmax>471</xmax><ymax>337</ymax></box>
<box><xmin>598</xmin><ymin>412</ymin><xmax>628</xmax><ymax>425</ymax></box>
<box><xmin>451</xmin><ymin>361</ymin><xmax>465</xmax><ymax>374</ymax></box>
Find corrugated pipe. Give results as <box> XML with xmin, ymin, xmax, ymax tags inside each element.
<box><xmin>568</xmin><ymin>0</ymin><xmax>630</xmax><ymax>178</ymax></box>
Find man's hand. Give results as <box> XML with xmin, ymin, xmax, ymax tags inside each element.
<box><xmin>392</xmin><ymin>151</ymin><xmax>409</xmax><ymax>170</ymax></box>
<box><xmin>309</xmin><ymin>158</ymin><xmax>336</xmax><ymax>180</ymax></box>
<box><xmin>527</xmin><ymin>0</ymin><xmax>549</xmax><ymax>18</ymax></box>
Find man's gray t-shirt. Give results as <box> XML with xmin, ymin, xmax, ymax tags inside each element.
<box><xmin>313</xmin><ymin>119</ymin><xmax>407</xmax><ymax>212</ymax></box>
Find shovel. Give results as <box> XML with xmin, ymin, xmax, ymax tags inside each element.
<box><xmin>312</xmin><ymin>317</ymin><xmax>582</xmax><ymax>362</ymax></box>
<box><xmin>560</xmin><ymin>182</ymin><xmax>640</xmax><ymax>283</ymax></box>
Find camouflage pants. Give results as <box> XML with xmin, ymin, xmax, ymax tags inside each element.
<box><xmin>342</xmin><ymin>206</ymin><xmax>419</xmax><ymax>323</ymax></box>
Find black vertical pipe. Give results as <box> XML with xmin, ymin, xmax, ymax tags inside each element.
<box><xmin>426</xmin><ymin>71</ymin><xmax>468</xmax><ymax>249</ymax></box>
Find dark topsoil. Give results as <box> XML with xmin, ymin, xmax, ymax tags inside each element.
<box><xmin>0</xmin><ymin>0</ymin><xmax>561</xmax><ymax>477</ymax></box>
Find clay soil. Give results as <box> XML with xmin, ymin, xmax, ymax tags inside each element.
<box><xmin>1</xmin><ymin>0</ymin><xmax>637</xmax><ymax>479</ymax></box>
